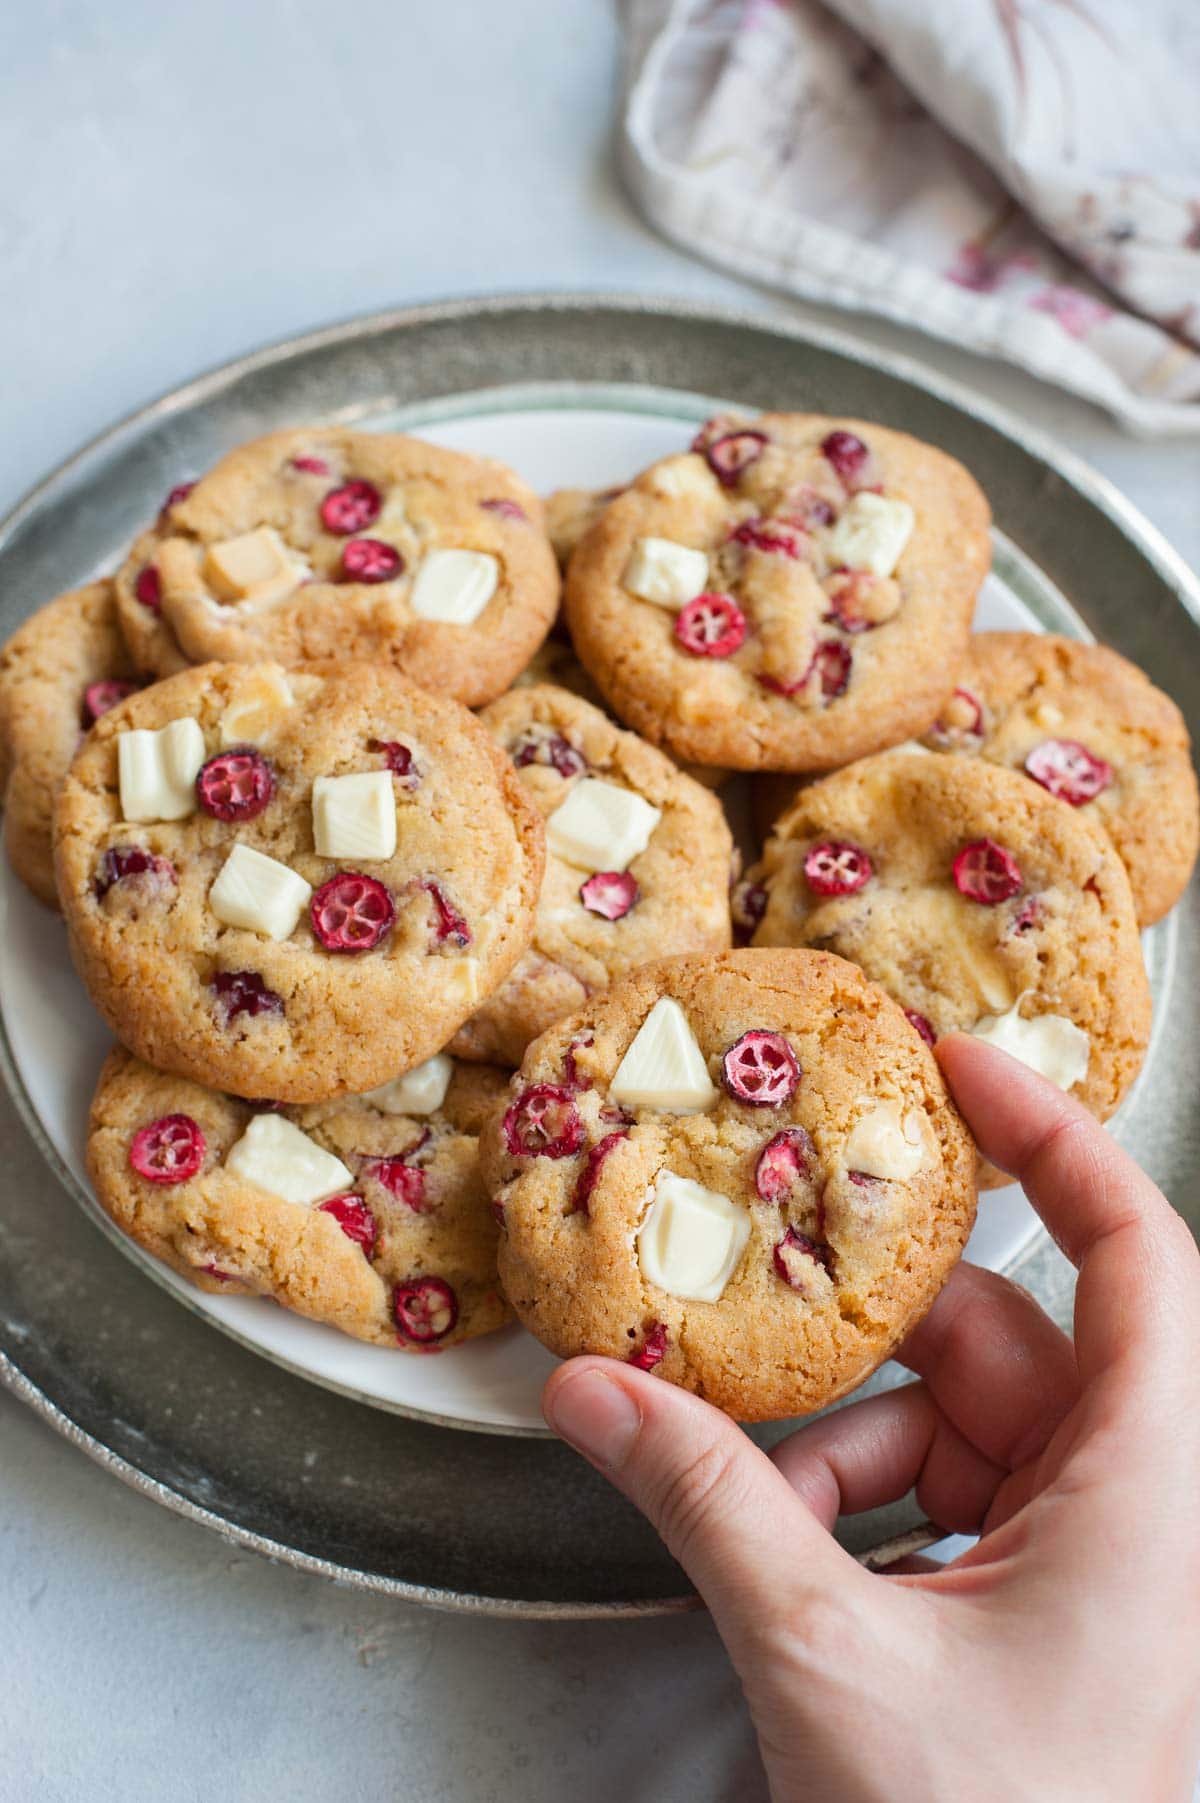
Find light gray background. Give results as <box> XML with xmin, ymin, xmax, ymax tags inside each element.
<box><xmin>2</xmin><ymin>4</ymin><xmax>1198</xmax><ymax>1800</ymax></box>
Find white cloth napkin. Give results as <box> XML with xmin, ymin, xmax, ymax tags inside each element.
<box><xmin>621</xmin><ymin>0</ymin><xmax>1200</xmax><ymax>434</ymax></box>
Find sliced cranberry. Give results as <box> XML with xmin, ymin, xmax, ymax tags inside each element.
<box><xmin>804</xmin><ymin>840</ymin><xmax>873</xmax><ymax>896</ymax></box>
<box><xmin>755</xmin><ymin>1127</ymin><xmax>815</xmax><ymax>1202</ymax></box>
<box><xmin>823</xmin><ymin>570</ymin><xmax>894</xmax><ymax>633</ymax></box>
<box><xmin>311</xmin><ymin>873</ymin><xmax>395</xmax><ymax>952</ymax></box>
<box><xmin>904</xmin><ymin>1009</ymin><xmax>937</xmax><ymax>1046</ymax></box>
<box><xmin>1008</xmin><ymin>895</ymin><xmax>1043</xmax><ymax>937</ymax></box>
<box><xmin>211</xmin><ymin>970</ymin><xmax>284</xmax><ymax>1023</ymax></box>
<box><xmin>723</xmin><ymin>1030</ymin><xmax>800</xmax><ymax>1106</ymax></box>
<box><xmin>773</xmin><ymin>1226</ymin><xmax>829</xmax><ymax>1290</ymax></box>
<box><xmin>371</xmin><ymin>739</ymin><xmax>419</xmax><ymax>783</ymax></box>
<box><xmin>580</xmin><ymin>871</ymin><xmax>638</xmax><ymax>920</ymax></box>
<box><xmin>319</xmin><ymin>1193</ymin><xmax>378</xmax><ymax>1254</ymax></box>
<box><xmin>502</xmin><ymin>1084</ymin><xmax>583</xmax><ymax>1159</ymax></box>
<box><xmin>488</xmin><ymin>1197</ymin><xmax>506</xmax><ymax>1229</ymax></box>
<box><xmin>130</xmin><ymin>1114</ymin><xmax>205</xmax><ymax>1184</ymax></box>
<box><xmin>480</xmin><ymin>497</ymin><xmax>527</xmax><ymax>521</ymax></box>
<box><xmin>93</xmin><ymin>844</ymin><xmax>176</xmax><ymax>900</ymax></box>
<box><xmin>419</xmin><ymin>879</ymin><xmax>471</xmax><ymax>948</ymax></box>
<box><xmin>705</xmin><ymin>430</ymin><xmax>768</xmax><ymax>487</ymax></box>
<box><xmin>569</xmin><ymin>1130</ymin><xmax>628</xmax><ymax>1215</ymax></box>
<box><xmin>134</xmin><ymin>565</ymin><xmax>161</xmax><ymax>611</ymax></box>
<box><xmin>953</xmin><ymin>839</ymin><xmax>1023</xmax><ymax>904</ymax></box>
<box><xmin>1024</xmin><ymin>739</ymin><xmax>1113</xmax><ymax>806</ymax></box>
<box><xmin>731</xmin><ymin>880</ymin><xmax>767</xmax><ymax>936</ymax></box>
<box><xmin>362</xmin><ymin>1158</ymin><xmax>428</xmax><ymax>1211</ymax></box>
<box><xmin>924</xmin><ymin>687</ymin><xmax>984</xmax><ymax>750</ymax></box>
<box><xmin>729</xmin><ymin>518</ymin><xmax>806</xmax><ymax>558</ymax></box>
<box><xmin>820</xmin><ymin>430</ymin><xmax>870</xmax><ymax>484</ymax></box>
<box><xmin>161</xmin><ymin>480</ymin><xmax>196</xmax><ymax>514</ymax></box>
<box><xmin>563</xmin><ymin>1032</ymin><xmax>595</xmax><ymax>1090</ymax></box>
<box><xmin>628</xmin><ymin>1322</ymin><xmax>668</xmax><ymax>1370</ymax></box>
<box><xmin>291</xmin><ymin>455</ymin><xmax>330</xmax><ymax>475</ymax></box>
<box><xmin>675</xmin><ymin>593</ymin><xmax>746</xmax><ymax>658</ymax></box>
<box><xmin>812</xmin><ymin>640</ymin><xmax>852</xmax><ymax>699</ymax></box>
<box><xmin>83</xmin><ymin>679</ymin><xmax>137</xmax><ymax>724</ymax></box>
<box><xmin>690</xmin><ymin>415</ymin><xmax>741</xmax><ymax>454</ymax></box>
<box><xmin>195</xmin><ymin>747</ymin><xmax>274</xmax><ymax>821</ymax></box>
<box><xmin>200</xmin><ymin>1263</ymin><xmax>239</xmax><ymax>1283</ymax></box>
<box><xmin>511</xmin><ymin>728</ymin><xmax>587</xmax><ymax>778</ymax></box>
<box><xmin>782</xmin><ymin>486</ymin><xmax>837</xmax><ymax>530</ymax></box>
<box><xmin>320</xmin><ymin>479</ymin><xmax>382</xmax><ymax>535</ymax></box>
<box><xmin>341</xmin><ymin>537</ymin><xmax>403</xmax><ymax>582</ymax></box>
<box><xmin>394</xmin><ymin>1276</ymin><xmax>458</xmax><ymax>1344</ymax></box>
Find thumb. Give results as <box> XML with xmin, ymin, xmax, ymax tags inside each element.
<box><xmin>543</xmin><ymin>1356</ymin><xmax>855</xmax><ymax>1646</ymax></box>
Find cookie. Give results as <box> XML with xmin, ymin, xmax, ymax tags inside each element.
<box><xmin>920</xmin><ymin>632</ymin><xmax>1199</xmax><ymax>927</ymax></box>
<box><xmin>481</xmin><ymin>948</ymin><xmax>976</xmax><ymax>1421</ymax></box>
<box><xmin>55</xmin><ymin>662</ymin><xmax>543</xmax><ymax>1102</ymax></box>
<box><xmin>450</xmin><ymin>684</ymin><xmax>734</xmax><ymax>1065</ymax></box>
<box><xmin>87</xmin><ymin>1045</ymin><xmax>511</xmax><ymax>1349</ymax></box>
<box><xmin>563</xmin><ymin>413</ymin><xmax>991</xmax><ymax>772</ymax></box>
<box><xmin>747</xmin><ymin>752</ymin><xmax>1151</xmax><ymax>1159</ymax></box>
<box><xmin>0</xmin><ymin>581</ymin><xmax>140</xmax><ymax>909</ymax></box>
<box><xmin>545</xmin><ymin>485</ymin><xmax>623</xmax><ymax>569</ymax></box>
<box><xmin>113</xmin><ymin>430</ymin><xmax>560</xmax><ymax>707</ymax></box>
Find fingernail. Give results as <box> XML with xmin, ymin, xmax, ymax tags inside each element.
<box><xmin>544</xmin><ymin>1369</ymin><xmax>642</xmax><ymax>1469</ymax></box>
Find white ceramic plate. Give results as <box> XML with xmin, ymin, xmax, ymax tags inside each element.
<box><xmin>0</xmin><ymin>386</ymin><xmax>1168</xmax><ymax>1434</ymax></box>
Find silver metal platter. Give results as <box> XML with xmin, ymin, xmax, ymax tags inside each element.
<box><xmin>1</xmin><ymin>294</ymin><xmax>1197</xmax><ymax>1617</ymax></box>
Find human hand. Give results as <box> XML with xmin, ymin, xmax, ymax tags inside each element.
<box><xmin>542</xmin><ymin>1036</ymin><xmax>1200</xmax><ymax>1803</ymax></box>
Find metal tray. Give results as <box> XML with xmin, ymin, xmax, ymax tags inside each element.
<box><xmin>1</xmin><ymin>294</ymin><xmax>1197</xmax><ymax>1617</ymax></box>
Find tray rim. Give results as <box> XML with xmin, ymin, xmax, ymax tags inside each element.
<box><xmin>2</xmin><ymin>287</ymin><xmax>1198</xmax><ymax>1618</ymax></box>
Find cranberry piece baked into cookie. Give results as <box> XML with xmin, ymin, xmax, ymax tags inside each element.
<box><xmin>0</xmin><ymin>580</ymin><xmax>141</xmax><ymax>909</ymax></box>
<box><xmin>113</xmin><ymin>431</ymin><xmax>559</xmax><ymax>706</ymax></box>
<box><xmin>563</xmin><ymin>413</ymin><xmax>991</xmax><ymax>772</ymax></box>
<box><xmin>55</xmin><ymin>662</ymin><xmax>543</xmax><ymax>1102</ymax></box>
<box><xmin>544</xmin><ymin>485</ymin><xmax>625</xmax><ymax>570</ymax></box>
<box><xmin>481</xmin><ymin>949</ymin><xmax>976</xmax><ymax>1421</ymax></box>
<box><xmin>748</xmin><ymin>752</ymin><xmax>1151</xmax><ymax>1170</ymax></box>
<box><xmin>449</xmin><ymin>684</ymin><xmax>734</xmax><ymax>1065</ymax></box>
<box><xmin>87</xmin><ymin>1046</ymin><xmax>511</xmax><ymax>1349</ymax></box>
<box><xmin>919</xmin><ymin>633</ymin><xmax>1199</xmax><ymax>927</ymax></box>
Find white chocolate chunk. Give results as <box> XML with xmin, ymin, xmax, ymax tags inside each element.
<box><xmin>622</xmin><ymin>536</ymin><xmax>709</xmax><ymax>609</ymax></box>
<box><xmin>209</xmin><ymin>843</ymin><xmax>312</xmax><ymax>941</ymax></box>
<box><xmin>637</xmin><ymin>1172</ymin><xmax>750</xmax><ymax>1302</ymax></box>
<box><xmin>843</xmin><ymin>1100</ymin><xmax>929</xmax><ymax>1181</ymax></box>
<box><xmin>648</xmin><ymin>456</ymin><xmax>721</xmax><ymax>502</ymax></box>
<box><xmin>312</xmin><ymin>771</ymin><xmax>397</xmax><ymax>862</ymax></box>
<box><xmin>826</xmin><ymin>492</ymin><xmax>915</xmax><ymax>578</ymax></box>
<box><xmin>545</xmin><ymin>778</ymin><xmax>661</xmax><ymax>873</ymax></box>
<box><xmin>970</xmin><ymin>999</ymin><xmax>1090</xmax><ymax>1091</ymax></box>
<box><xmin>204</xmin><ymin>526</ymin><xmax>309</xmax><ymax>609</ymax></box>
<box><xmin>444</xmin><ymin>957</ymin><xmax>480</xmax><ymax>1007</ymax></box>
<box><xmin>362</xmin><ymin>1053</ymin><xmax>454</xmax><ymax>1117</ymax></box>
<box><xmin>610</xmin><ymin>997</ymin><xmax>718</xmax><ymax>1113</ymax></box>
<box><xmin>1033</xmin><ymin>701</ymin><xmax>1065</xmax><ymax>729</ymax></box>
<box><xmin>409</xmin><ymin>549</ymin><xmax>499</xmax><ymax>625</ymax></box>
<box><xmin>219</xmin><ymin>667</ymin><xmax>294</xmax><ymax>748</ymax></box>
<box><xmin>118</xmin><ymin>716</ymin><xmax>206</xmax><ymax>823</ymax></box>
<box><xmin>225</xmin><ymin>1113</ymin><xmax>352</xmax><ymax>1207</ymax></box>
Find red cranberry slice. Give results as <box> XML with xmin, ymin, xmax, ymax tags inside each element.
<box><xmin>1007</xmin><ymin>895</ymin><xmax>1043</xmax><ymax>937</ymax></box>
<box><xmin>134</xmin><ymin>565</ymin><xmax>161</xmax><ymax>611</ymax></box>
<box><xmin>195</xmin><ymin>747</ymin><xmax>274</xmax><ymax>821</ymax></box>
<box><xmin>162</xmin><ymin>481</ymin><xmax>196</xmax><ymax>514</ymax></box>
<box><xmin>953</xmin><ymin>839</ymin><xmax>1023</xmax><ymax>905</ymax></box>
<box><xmin>83</xmin><ymin>679</ymin><xmax>138</xmax><ymax>724</ymax></box>
<box><xmin>729</xmin><ymin>518</ymin><xmax>806</xmax><ymax>558</ymax></box>
<box><xmin>341</xmin><ymin>537</ymin><xmax>403</xmax><ymax>582</ymax></box>
<box><xmin>362</xmin><ymin>1158</ymin><xmax>428</xmax><ymax>1212</ymax></box>
<box><xmin>489</xmin><ymin>1197</ymin><xmax>507</xmax><ymax>1229</ymax></box>
<box><xmin>705</xmin><ymin>430</ymin><xmax>768</xmax><ymax>487</ymax></box>
<box><xmin>731</xmin><ymin>880</ymin><xmax>767</xmax><ymax>936</ymax></box>
<box><xmin>200</xmin><ymin>1263</ymin><xmax>239</xmax><ymax>1283</ymax></box>
<box><xmin>755</xmin><ymin>1127</ymin><xmax>816</xmax><ymax>1203</ymax></box>
<box><xmin>1024</xmin><ymin>738</ymin><xmax>1113</xmax><ymax>806</ymax></box>
<box><xmin>690</xmin><ymin>415</ymin><xmax>741</xmax><ymax>454</ymax></box>
<box><xmin>823</xmin><ymin>571</ymin><xmax>883</xmax><ymax>634</ymax></box>
<box><xmin>569</xmin><ymin>1130</ymin><xmax>628</xmax><ymax>1215</ymax></box>
<box><xmin>723</xmin><ymin>1030</ymin><xmax>800</xmax><ymax>1106</ymax></box>
<box><xmin>480</xmin><ymin>497</ymin><xmax>527</xmax><ymax>521</ymax></box>
<box><xmin>319</xmin><ymin>1194</ymin><xmax>378</xmax><ymax>1254</ymax></box>
<box><xmin>782</xmin><ymin>486</ymin><xmax>837</xmax><ymax>530</ymax></box>
<box><xmin>320</xmin><ymin>479</ymin><xmax>382</xmax><ymax>535</ymax></box>
<box><xmin>130</xmin><ymin>1114</ymin><xmax>205</xmax><ymax>1184</ymax></box>
<box><xmin>211</xmin><ymin>970</ymin><xmax>284</xmax><ymax>1023</ymax></box>
<box><xmin>629</xmin><ymin>1322</ymin><xmax>669</xmax><ymax>1370</ymax></box>
<box><xmin>290</xmin><ymin>455</ymin><xmax>330</xmax><ymax>475</ymax></box>
<box><xmin>773</xmin><ymin>1226</ymin><xmax>829</xmax><ymax>1290</ymax></box>
<box><xmin>502</xmin><ymin>1084</ymin><xmax>584</xmax><ymax>1159</ymax></box>
<box><xmin>904</xmin><ymin>1009</ymin><xmax>937</xmax><ymax>1046</ymax></box>
<box><xmin>420</xmin><ymin>879</ymin><xmax>471</xmax><ymax>948</ymax></box>
<box><xmin>925</xmin><ymin>687</ymin><xmax>984</xmax><ymax>750</ymax></box>
<box><xmin>371</xmin><ymin>739</ymin><xmax>419</xmax><ymax>784</ymax></box>
<box><xmin>394</xmin><ymin>1276</ymin><xmax>458</xmax><ymax>1344</ymax></box>
<box><xmin>812</xmin><ymin>640</ymin><xmax>852</xmax><ymax>699</ymax></box>
<box><xmin>675</xmin><ymin>593</ymin><xmax>747</xmax><ymax>658</ymax></box>
<box><xmin>563</xmin><ymin>1032</ymin><xmax>595</xmax><ymax>1091</ymax></box>
<box><xmin>804</xmin><ymin>840</ymin><xmax>873</xmax><ymax>896</ymax></box>
<box><xmin>820</xmin><ymin>430</ymin><xmax>870</xmax><ymax>483</ymax></box>
<box><xmin>511</xmin><ymin>729</ymin><xmax>587</xmax><ymax>778</ymax></box>
<box><xmin>580</xmin><ymin>871</ymin><xmax>638</xmax><ymax>920</ymax></box>
<box><xmin>94</xmin><ymin>845</ymin><xmax>176</xmax><ymax>900</ymax></box>
<box><xmin>311</xmin><ymin>873</ymin><xmax>395</xmax><ymax>952</ymax></box>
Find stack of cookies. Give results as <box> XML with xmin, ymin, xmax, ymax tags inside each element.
<box><xmin>2</xmin><ymin>410</ymin><xmax>1194</xmax><ymax>1420</ymax></box>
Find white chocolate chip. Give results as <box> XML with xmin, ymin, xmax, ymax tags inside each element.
<box><xmin>545</xmin><ymin>778</ymin><xmax>661</xmax><ymax>873</ymax></box>
<box><xmin>647</xmin><ymin>456</ymin><xmax>721</xmax><ymax>502</ymax></box>
<box><xmin>409</xmin><ymin>549</ymin><xmax>499</xmax><ymax>625</ymax></box>
<box><xmin>622</xmin><ymin>536</ymin><xmax>710</xmax><ymax>609</ymax></box>
<box><xmin>204</xmin><ymin>527</ymin><xmax>309</xmax><ymax>610</ymax></box>
<box><xmin>362</xmin><ymin>1053</ymin><xmax>454</xmax><ymax>1116</ymax></box>
<box><xmin>1033</xmin><ymin>701</ymin><xmax>1065</xmax><ymax>729</ymax></box>
<box><xmin>843</xmin><ymin>1099</ymin><xmax>929</xmax><ymax>1181</ymax></box>
<box><xmin>209</xmin><ymin>843</ymin><xmax>312</xmax><ymax>941</ymax></box>
<box><xmin>826</xmin><ymin>492</ymin><xmax>915</xmax><ymax>578</ymax></box>
<box><xmin>312</xmin><ymin>771</ymin><xmax>397</xmax><ymax>862</ymax></box>
<box><xmin>445</xmin><ymin>957</ymin><xmax>480</xmax><ymax>1007</ymax></box>
<box><xmin>637</xmin><ymin>1172</ymin><xmax>750</xmax><ymax>1302</ymax></box>
<box><xmin>219</xmin><ymin>667</ymin><xmax>295</xmax><ymax>748</ymax></box>
<box><xmin>118</xmin><ymin>716</ymin><xmax>206</xmax><ymax>823</ymax></box>
<box><xmin>970</xmin><ymin>999</ymin><xmax>1090</xmax><ymax>1091</ymax></box>
<box><xmin>609</xmin><ymin>997</ymin><xmax>718</xmax><ymax>1113</ymax></box>
<box><xmin>225</xmin><ymin>1113</ymin><xmax>352</xmax><ymax>1207</ymax></box>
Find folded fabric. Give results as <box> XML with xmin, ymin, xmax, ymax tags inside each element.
<box><xmin>621</xmin><ymin>0</ymin><xmax>1200</xmax><ymax>434</ymax></box>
